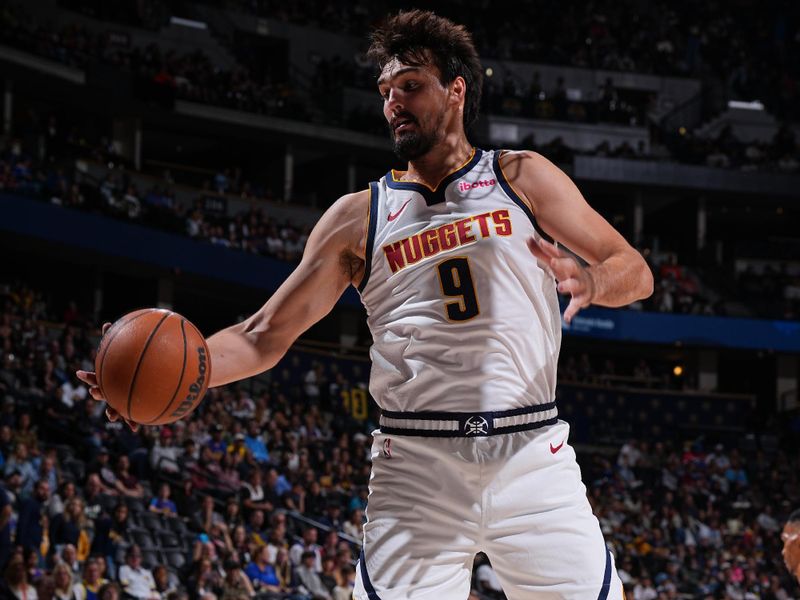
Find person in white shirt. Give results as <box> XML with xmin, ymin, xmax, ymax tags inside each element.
<box><xmin>117</xmin><ymin>546</ymin><xmax>159</xmax><ymax>600</ymax></box>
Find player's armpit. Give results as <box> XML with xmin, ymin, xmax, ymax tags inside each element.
<box><xmin>206</xmin><ymin>190</ymin><xmax>370</xmax><ymax>387</ymax></box>
<box><xmin>502</xmin><ymin>150</ymin><xmax>653</xmax><ymax>308</ymax></box>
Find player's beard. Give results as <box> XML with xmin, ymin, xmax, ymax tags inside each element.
<box><xmin>390</xmin><ymin>110</ymin><xmax>444</xmax><ymax>162</ymax></box>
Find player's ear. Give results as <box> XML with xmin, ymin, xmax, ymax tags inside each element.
<box><xmin>449</xmin><ymin>76</ymin><xmax>466</xmax><ymax>107</ymax></box>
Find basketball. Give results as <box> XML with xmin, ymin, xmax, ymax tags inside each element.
<box><xmin>95</xmin><ymin>308</ymin><xmax>211</xmax><ymax>425</ymax></box>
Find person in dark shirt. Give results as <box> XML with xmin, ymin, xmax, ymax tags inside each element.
<box><xmin>16</xmin><ymin>479</ymin><xmax>49</xmax><ymax>552</ymax></box>
<box><xmin>0</xmin><ymin>484</ymin><xmax>11</xmax><ymax>569</ymax></box>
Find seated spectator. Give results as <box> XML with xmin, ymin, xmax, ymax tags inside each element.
<box><xmin>220</xmin><ymin>559</ymin><xmax>255</xmax><ymax>599</ymax></box>
<box><xmin>289</xmin><ymin>527</ymin><xmax>322</xmax><ymax>571</ymax></box>
<box><xmin>148</xmin><ymin>483</ymin><xmax>177</xmax><ymax>517</ymax></box>
<box><xmin>151</xmin><ymin>565</ymin><xmax>178</xmax><ymax>598</ymax></box>
<box><xmin>342</xmin><ymin>508</ymin><xmax>363</xmax><ymax>540</ymax></box>
<box><xmin>88</xmin><ymin>448</ymin><xmax>117</xmax><ymax>495</ymax></box>
<box><xmin>73</xmin><ymin>558</ymin><xmax>107</xmax><ymax>600</ymax></box>
<box><xmin>117</xmin><ymin>546</ymin><xmax>158</xmax><ymax>600</ymax></box>
<box><xmin>59</xmin><ymin>544</ymin><xmax>82</xmax><ymax>577</ymax></box>
<box><xmin>16</xmin><ymin>479</ymin><xmax>50</xmax><ymax>553</ymax></box>
<box><xmin>243</xmin><ymin>422</ymin><xmax>269</xmax><ymax>465</ymax></box>
<box><xmin>50</xmin><ymin>498</ymin><xmax>90</xmax><ymax>559</ymax></box>
<box><xmin>113</xmin><ymin>456</ymin><xmax>143</xmax><ymax>498</ymax></box>
<box><xmin>52</xmin><ymin>562</ymin><xmax>79</xmax><ymax>600</ymax></box>
<box><xmin>240</xmin><ymin>469</ymin><xmax>274</xmax><ymax>515</ymax></box>
<box><xmin>91</xmin><ymin>503</ymin><xmax>131</xmax><ymax>577</ymax></box>
<box><xmin>4</xmin><ymin>443</ymin><xmax>37</xmax><ymax>494</ymax></box>
<box><xmin>3</xmin><ymin>553</ymin><xmax>37</xmax><ymax>600</ymax></box>
<box><xmin>192</xmin><ymin>495</ymin><xmax>224</xmax><ymax>534</ymax></box>
<box><xmin>244</xmin><ymin>546</ymin><xmax>282</xmax><ymax>595</ymax></box>
<box><xmin>48</xmin><ymin>481</ymin><xmax>78</xmax><ymax>518</ymax></box>
<box><xmin>186</xmin><ymin>557</ymin><xmax>222</xmax><ymax>600</ymax></box>
<box><xmin>150</xmin><ymin>428</ymin><xmax>180</xmax><ymax>473</ymax></box>
<box><xmin>295</xmin><ymin>551</ymin><xmax>331</xmax><ymax>600</ymax></box>
<box><xmin>206</xmin><ymin>424</ymin><xmax>227</xmax><ymax>462</ymax></box>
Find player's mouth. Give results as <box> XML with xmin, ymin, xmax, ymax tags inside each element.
<box><xmin>392</xmin><ymin>115</ymin><xmax>417</xmax><ymax>133</ymax></box>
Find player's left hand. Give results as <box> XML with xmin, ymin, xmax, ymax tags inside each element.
<box><xmin>75</xmin><ymin>322</ymin><xmax>140</xmax><ymax>432</ymax></box>
<box><xmin>528</xmin><ymin>237</ymin><xmax>595</xmax><ymax>324</ymax></box>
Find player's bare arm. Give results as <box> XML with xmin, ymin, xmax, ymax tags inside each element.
<box><xmin>77</xmin><ymin>189</ymin><xmax>370</xmax><ymax>419</ymax></box>
<box><xmin>205</xmin><ymin>189</ymin><xmax>370</xmax><ymax>387</ymax></box>
<box><xmin>500</xmin><ymin>150</ymin><xmax>654</xmax><ymax>322</ymax></box>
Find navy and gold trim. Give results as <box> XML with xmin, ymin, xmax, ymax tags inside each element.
<box><xmin>492</xmin><ymin>150</ymin><xmax>554</xmax><ymax>243</ymax></box>
<box><xmin>357</xmin><ymin>182</ymin><xmax>380</xmax><ymax>293</ymax></box>
<box><xmin>359</xmin><ymin>549</ymin><xmax>382</xmax><ymax>600</ymax></box>
<box><xmin>380</xmin><ymin>402</ymin><xmax>558</xmax><ymax>438</ymax></box>
<box><xmin>597</xmin><ymin>548</ymin><xmax>612</xmax><ymax>600</ymax></box>
<box><xmin>385</xmin><ymin>148</ymin><xmax>483</xmax><ymax>206</ymax></box>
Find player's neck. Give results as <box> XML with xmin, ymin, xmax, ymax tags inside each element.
<box><xmin>404</xmin><ymin>135</ymin><xmax>473</xmax><ymax>188</ymax></box>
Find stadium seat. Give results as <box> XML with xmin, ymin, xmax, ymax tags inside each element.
<box><xmin>125</xmin><ymin>497</ymin><xmax>147</xmax><ymax>514</ymax></box>
<box><xmin>166</xmin><ymin>551</ymin><xmax>186</xmax><ymax>571</ymax></box>
<box><xmin>141</xmin><ymin>550</ymin><xmax>160</xmax><ymax>570</ymax></box>
<box><xmin>159</xmin><ymin>532</ymin><xmax>180</xmax><ymax>549</ymax></box>
<box><xmin>166</xmin><ymin>517</ymin><xmax>188</xmax><ymax>536</ymax></box>
<box><xmin>132</xmin><ymin>530</ymin><xmax>156</xmax><ymax>550</ymax></box>
<box><xmin>140</xmin><ymin>512</ymin><xmax>166</xmax><ymax>532</ymax></box>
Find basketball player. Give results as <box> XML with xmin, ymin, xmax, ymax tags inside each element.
<box><xmin>783</xmin><ymin>510</ymin><xmax>800</xmax><ymax>582</ymax></box>
<box><xmin>78</xmin><ymin>10</ymin><xmax>653</xmax><ymax>599</ymax></box>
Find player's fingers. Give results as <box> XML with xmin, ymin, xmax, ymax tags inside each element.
<box><xmin>126</xmin><ymin>419</ymin><xmax>140</xmax><ymax>433</ymax></box>
<box><xmin>76</xmin><ymin>370</ymin><xmax>98</xmax><ymax>386</ymax></box>
<box><xmin>101</xmin><ymin>322</ymin><xmax>112</xmax><ymax>335</ymax></box>
<box><xmin>105</xmin><ymin>407</ymin><xmax>120</xmax><ymax>422</ymax></box>
<box><xmin>549</xmin><ymin>257</ymin><xmax>579</xmax><ymax>280</ymax></box>
<box><xmin>557</xmin><ymin>278</ymin><xmax>582</xmax><ymax>296</ymax></box>
<box><xmin>527</xmin><ymin>237</ymin><xmax>550</xmax><ymax>263</ymax></box>
<box><xmin>89</xmin><ymin>386</ymin><xmax>105</xmax><ymax>401</ymax></box>
<box><xmin>537</xmin><ymin>238</ymin><xmax>564</xmax><ymax>259</ymax></box>
<box><xmin>563</xmin><ymin>297</ymin><xmax>583</xmax><ymax>324</ymax></box>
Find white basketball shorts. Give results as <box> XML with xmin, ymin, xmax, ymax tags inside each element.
<box><xmin>353</xmin><ymin>420</ymin><xmax>623</xmax><ymax>600</ymax></box>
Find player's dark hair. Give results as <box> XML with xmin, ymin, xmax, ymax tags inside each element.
<box><xmin>368</xmin><ymin>10</ymin><xmax>483</xmax><ymax>131</ymax></box>
<box><xmin>788</xmin><ymin>508</ymin><xmax>800</xmax><ymax>524</ymax></box>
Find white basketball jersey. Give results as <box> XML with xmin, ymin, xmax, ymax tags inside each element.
<box><xmin>357</xmin><ymin>148</ymin><xmax>562</xmax><ymax>413</ymax></box>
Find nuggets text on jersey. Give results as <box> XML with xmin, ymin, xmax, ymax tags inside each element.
<box><xmin>382</xmin><ymin>209</ymin><xmax>512</xmax><ymax>274</ymax></box>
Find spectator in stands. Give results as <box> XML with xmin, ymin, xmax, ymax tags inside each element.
<box><xmin>89</xmin><ymin>448</ymin><xmax>118</xmax><ymax>495</ymax></box>
<box><xmin>113</xmin><ymin>456</ymin><xmax>143</xmax><ymax>498</ymax></box>
<box><xmin>91</xmin><ymin>503</ymin><xmax>130</xmax><ymax>578</ymax></box>
<box><xmin>151</xmin><ymin>565</ymin><xmax>178</xmax><ymax>598</ymax></box>
<box><xmin>73</xmin><ymin>558</ymin><xmax>107</xmax><ymax>600</ymax></box>
<box><xmin>5</xmin><ymin>443</ymin><xmax>37</xmax><ymax>494</ymax></box>
<box><xmin>52</xmin><ymin>562</ymin><xmax>79</xmax><ymax>600</ymax></box>
<box><xmin>193</xmin><ymin>495</ymin><xmax>224</xmax><ymax>534</ymax></box>
<box><xmin>149</xmin><ymin>482</ymin><xmax>177</xmax><ymax>517</ymax></box>
<box><xmin>243</xmin><ymin>422</ymin><xmax>269</xmax><ymax>465</ymax></box>
<box><xmin>150</xmin><ymin>428</ymin><xmax>180</xmax><ymax>474</ymax></box>
<box><xmin>3</xmin><ymin>552</ymin><xmax>37</xmax><ymax>600</ymax></box>
<box><xmin>219</xmin><ymin>558</ymin><xmax>255</xmax><ymax>599</ymax></box>
<box><xmin>16</xmin><ymin>478</ymin><xmax>49</xmax><ymax>553</ymax></box>
<box><xmin>289</xmin><ymin>527</ymin><xmax>322</xmax><ymax>571</ymax></box>
<box><xmin>341</xmin><ymin>508</ymin><xmax>363</xmax><ymax>540</ymax></box>
<box><xmin>0</xmin><ymin>483</ymin><xmax>10</xmax><ymax>570</ymax></box>
<box><xmin>50</xmin><ymin>498</ymin><xmax>90</xmax><ymax>559</ymax></box>
<box><xmin>206</xmin><ymin>425</ymin><xmax>227</xmax><ymax>462</ymax></box>
<box><xmin>241</xmin><ymin>470</ymin><xmax>274</xmax><ymax>516</ymax></box>
<box><xmin>59</xmin><ymin>544</ymin><xmax>81</xmax><ymax>577</ymax></box>
<box><xmin>118</xmin><ymin>546</ymin><xmax>158</xmax><ymax>600</ymax></box>
<box><xmin>187</xmin><ymin>558</ymin><xmax>222</xmax><ymax>600</ymax></box>
<box><xmin>294</xmin><ymin>551</ymin><xmax>330</xmax><ymax>600</ymax></box>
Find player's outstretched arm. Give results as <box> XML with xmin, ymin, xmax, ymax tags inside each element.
<box><xmin>500</xmin><ymin>151</ymin><xmax>654</xmax><ymax>322</ymax></box>
<box><xmin>205</xmin><ymin>189</ymin><xmax>370</xmax><ymax>387</ymax></box>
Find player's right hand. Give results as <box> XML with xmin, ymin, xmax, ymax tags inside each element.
<box><xmin>75</xmin><ymin>322</ymin><xmax>140</xmax><ymax>432</ymax></box>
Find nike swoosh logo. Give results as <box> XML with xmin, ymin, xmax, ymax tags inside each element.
<box><xmin>387</xmin><ymin>199</ymin><xmax>412</xmax><ymax>222</ymax></box>
<box><xmin>550</xmin><ymin>440</ymin><xmax>565</xmax><ymax>454</ymax></box>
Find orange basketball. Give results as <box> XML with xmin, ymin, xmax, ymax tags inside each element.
<box><xmin>95</xmin><ymin>308</ymin><xmax>211</xmax><ymax>425</ymax></box>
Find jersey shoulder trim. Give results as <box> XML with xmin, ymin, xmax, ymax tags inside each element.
<box><xmin>385</xmin><ymin>148</ymin><xmax>483</xmax><ymax>206</ymax></box>
<box><xmin>357</xmin><ymin>181</ymin><xmax>380</xmax><ymax>293</ymax></box>
<box><xmin>492</xmin><ymin>150</ymin><xmax>554</xmax><ymax>243</ymax></box>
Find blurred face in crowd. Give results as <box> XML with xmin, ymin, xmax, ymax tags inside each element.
<box><xmin>782</xmin><ymin>520</ymin><xmax>800</xmax><ymax>580</ymax></box>
<box><xmin>127</xmin><ymin>547</ymin><xmax>142</xmax><ymax>568</ymax></box>
<box><xmin>84</xmin><ymin>560</ymin><xmax>100</xmax><ymax>584</ymax></box>
<box><xmin>114</xmin><ymin>504</ymin><xmax>128</xmax><ymax>523</ymax></box>
<box><xmin>62</xmin><ymin>544</ymin><xmax>77</xmax><ymax>566</ymax></box>
<box><xmin>35</xmin><ymin>480</ymin><xmax>50</xmax><ymax>501</ymax></box>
